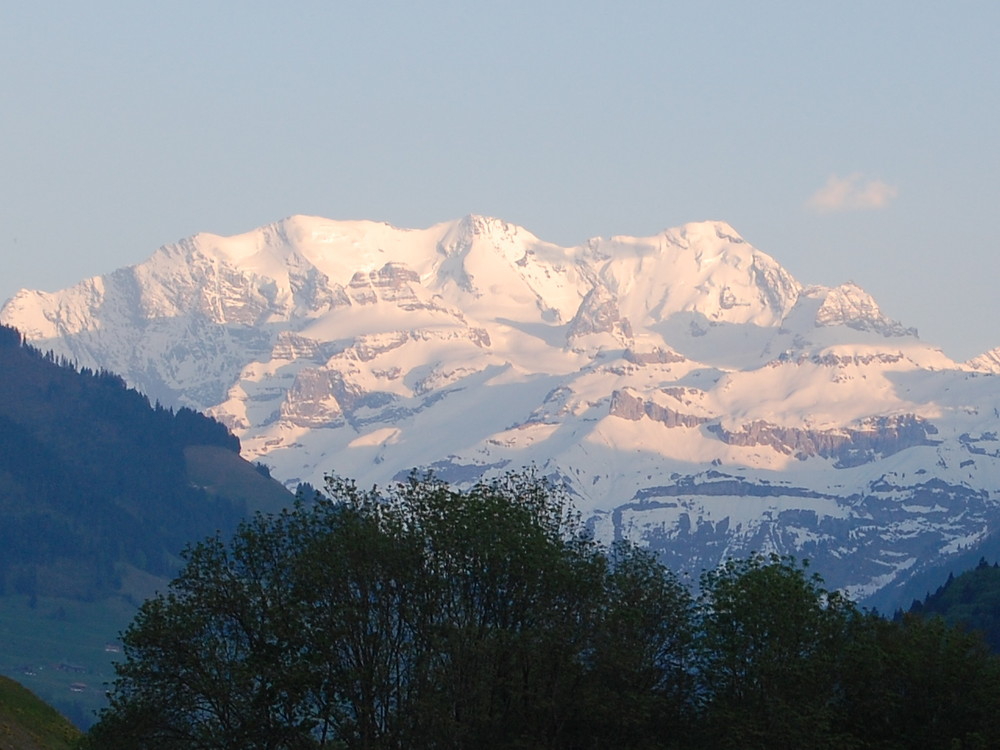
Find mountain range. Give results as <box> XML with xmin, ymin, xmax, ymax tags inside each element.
<box><xmin>4</xmin><ymin>214</ymin><xmax>1000</xmax><ymax>610</ymax></box>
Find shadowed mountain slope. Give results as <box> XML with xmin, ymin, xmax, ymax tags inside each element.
<box><xmin>0</xmin><ymin>323</ymin><xmax>292</xmax><ymax>725</ymax></box>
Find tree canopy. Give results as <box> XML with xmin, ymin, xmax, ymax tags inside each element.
<box><xmin>84</xmin><ymin>471</ymin><xmax>1000</xmax><ymax>749</ymax></box>
<box><xmin>908</xmin><ymin>557</ymin><xmax>1000</xmax><ymax>651</ymax></box>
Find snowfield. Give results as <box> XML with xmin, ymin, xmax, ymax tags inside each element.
<box><xmin>5</xmin><ymin>214</ymin><xmax>1000</xmax><ymax>609</ymax></box>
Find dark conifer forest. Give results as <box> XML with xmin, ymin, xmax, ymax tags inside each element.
<box><xmin>0</xmin><ymin>324</ymin><xmax>291</xmax><ymax>726</ymax></box>
<box><xmin>0</xmin><ymin>324</ymin><xmax>278</xmax><ymax>600</ymax></box>
<box><xmin>906</xmin><ymin>557</ymin><xmax>1000</xmax><ymax>652</ymax></box>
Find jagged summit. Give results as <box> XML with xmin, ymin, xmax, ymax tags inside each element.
<box><xmin>3</xmin><ymin>215</ymin><xmax>891</xmax><ymax>340</ymax></box>
<box><xmin>968</xmin><ymin>347</ymin><xmax>1000</xmax><ymax>374</ymax></box>
<box><xmin>666</xmin><ymin>218</ymin><xmax>745</xmax><ymax>243</ymax></box>
<box><xmin>2</xmin><ymin>214</ymin><xmax>998</xmax><ymax>610</ymax></box>
<box><xmin>812</xmin><ymin>282</ymin><xmax>917</xmax><ymax>337</ymax></box>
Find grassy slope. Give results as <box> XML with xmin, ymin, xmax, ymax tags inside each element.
<box><xmin>0</xmin><ymin>451</ymin><xmax>293</xmax><ymax>730</ymax></box>
<box><xmin>0</xmin><ymin>674</ymin><xmax>80</xmax><ymax>750</ymax></box>
<box><xmin>0</xmin><ymin>594</ymin><xmax>137</xmax><ymax>730</ymax></box>
<box><xmin>0</xmin><ymin>444</ymin><xmax>295</xmax><ymax>730</ymax></box>
<box><xmin>184</xmin><ymin>444</ymin><xmax>294</xmax><ymax>516</ymax></box>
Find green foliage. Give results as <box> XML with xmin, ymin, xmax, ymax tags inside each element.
<box><xmin>0</xmin><ymin>323</ymin><xmax>292</xmax><ymax>729</ymax></box>
<box><xmin>838</xmin><ymin>611</ymin><xmax>1000</xmax><ymax>749</ymax></box>
<box><xmin>0</xmin><ymin>593</ymin><xmax>137</xmax><ymax>731</ymax></box>
<box><xmin>83</xmin><ymin>471</ymin><xmax>1000</xmax><ymax>749</ymax></box>
<box><xmin>0</xmin><ymin>674</ymin><xmax>81</xmax><ymax>749</ymax></box>
<box><xmin>85</xmin><ymin>471</ymin><xmax>695</xmax><ymax>749</ymax></box>
<box><xmin>691</xmin><ymin>555</ymin><xmax>1000</xmax><ymax>750</ymax></box>
<box><xmin>694</xmin><ymin>554</ymin><xmax>856</xmax><ymax>750</ymax></box>
<box><xmin>909</xmin><ymin>558</ymin><xmax>1000</xmax><ymax>651</ymax></box>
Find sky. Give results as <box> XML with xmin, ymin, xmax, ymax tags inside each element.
<box><xmin>2</xmin><ymin>1</ymin><xmax>999</xmax><ymax>360</ymax></box>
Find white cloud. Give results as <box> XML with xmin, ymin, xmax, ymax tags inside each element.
<box><xmin>806</xmin><ymin>173</ymin><xmax>898</xmax><ymax>213</ymax></box>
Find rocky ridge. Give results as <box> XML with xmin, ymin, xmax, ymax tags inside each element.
<box><xmin>4</xmin><ymin>214</ymin><xmax>1000</xmax><ymax>609</ymax></box>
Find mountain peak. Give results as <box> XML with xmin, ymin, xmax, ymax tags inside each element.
<box><xmin>450</xmin><ymin>214</ymin><xmax>541</xmax><ymax>247</ymax></box>
<box><xmin>967</xmin><ymin>347</ymin><xmax>1000</xmax><ymax>373</ymax></box>
<box><xmin>674</xmin><ymin>219</ymin><xmax>746</xmax><ymax>244</ymax></box>
<box><xmin>4</xmin><ymin>213</ymin><xmax>987</xmax><ymax>610</ymax></box>
<box><xmin>814</xmin><ymin>282</ymin><xmax>917</xmax><ymax>337</ymax></box>
<box><xmin>459</xmin><ymin>213</ymin><xmax>507</xmax><ymax>232</ymax></box>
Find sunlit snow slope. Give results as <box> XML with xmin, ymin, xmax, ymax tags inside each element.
<box><xmin>4</xmin><ymin>214</ymin><xmax>1000</xmax><ymax>608</ymax></box>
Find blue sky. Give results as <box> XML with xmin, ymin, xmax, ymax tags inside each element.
<box><xmin>2</xmin><ymin>2</ymin><xmax>999</xmax><ymax>359</ymax></box>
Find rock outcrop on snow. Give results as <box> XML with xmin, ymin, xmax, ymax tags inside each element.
<box><xmin>4</xmin><ymin>214</ymin><xmax>1000</xmax><ymax>609</ymax></box>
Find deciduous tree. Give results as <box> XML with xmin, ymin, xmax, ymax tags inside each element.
<box><xmin>84</xmin><ymin>471</ymin><xmax>694</xmax><ymax>749</ymax></box>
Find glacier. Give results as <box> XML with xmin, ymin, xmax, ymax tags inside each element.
<box><xmin>4</xmin><ymin>213</ymin><xmax>1000</xmax><ymax>609</ymax></box>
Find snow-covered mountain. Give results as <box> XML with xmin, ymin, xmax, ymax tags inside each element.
<box><xmin>5</xmin><ymin>214</ymin><xmax>1000</xmax><ymax>608</ymax></box>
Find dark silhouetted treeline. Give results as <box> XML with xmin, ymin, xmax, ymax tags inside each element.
<box><xmin>907</xmin><ymin>557</ymin><xmax>1000</xmax><ymax>653</ymax></box>
<box><xmin>84</xmin><ymin>471</ymin><xmax>1000</xmax><ymax>750</ymax></box>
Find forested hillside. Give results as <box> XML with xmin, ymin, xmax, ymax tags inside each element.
<box><xmin>908</xmin><ymin>558</ymin><xmax>1000</xmax><ymax>651</ymax></box>
<box><xmin>0</xmin><ymin>323</ymin><xmax>290</xmax><ymax>600</ymax></box>
<box><xmin>0</xmin><ymin>323</ymin><xmax>292</xmax><ymax>726</ymax></box>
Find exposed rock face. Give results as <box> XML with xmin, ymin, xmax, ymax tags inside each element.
<box><xmin>351</xmin><ymin>262</ymin><xmax>424</xmax><ymax>308</ymax></box>
<box><xmin>352</xmin><ymin>332</ymin><xmax>411</xmax><ymax>363</ymax></box>
<box><xmin>624</xmin><ymin>347</ymin><xmax>686</xmax><ymax>365</ymax></box>
<box><xmin>707</xmin><ymin>414</ymin><xmax>940</xmax><ymax>467</ymax></box>
<box><xmin>279</xmin><ymin>369</ymin><xmax>348</xmax><ymax>428</ymax></box>
<box><xmin>807</xmin><ymin>352</ymin><xmax>904</xmax><ymax>366</ymax></box>
<box><xmin>968</xmin><ymin>347</ymin><xmax>1000</xmax><ymax>373</ymax></box>
<box><xmin>271</xmin><ymin>332</ymin><xmax>328</xmax><ymax>362</ymax></box>
<box><xmin>3</xmin><ymin>213</ymin><xmax>1000</xmax><ymax>611</ymax></box>
<box><xmin>814</xmin><ymin>283</ymin><xmax>918</xmax><ymax>337</ymax></box>
<box><xmin>566</xmin><ymin>284</ymin><xmax>633</xmax><ymax>344</ymax></box>
<box><xmin>287</xmin><ymin>266</ymin><xmax>349</xmax><ymax>314</ymax></box>
<box><xmin>610</xmin><ymin>389</ymin><xmax>709</xmax><ymax>428</ymax></box>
